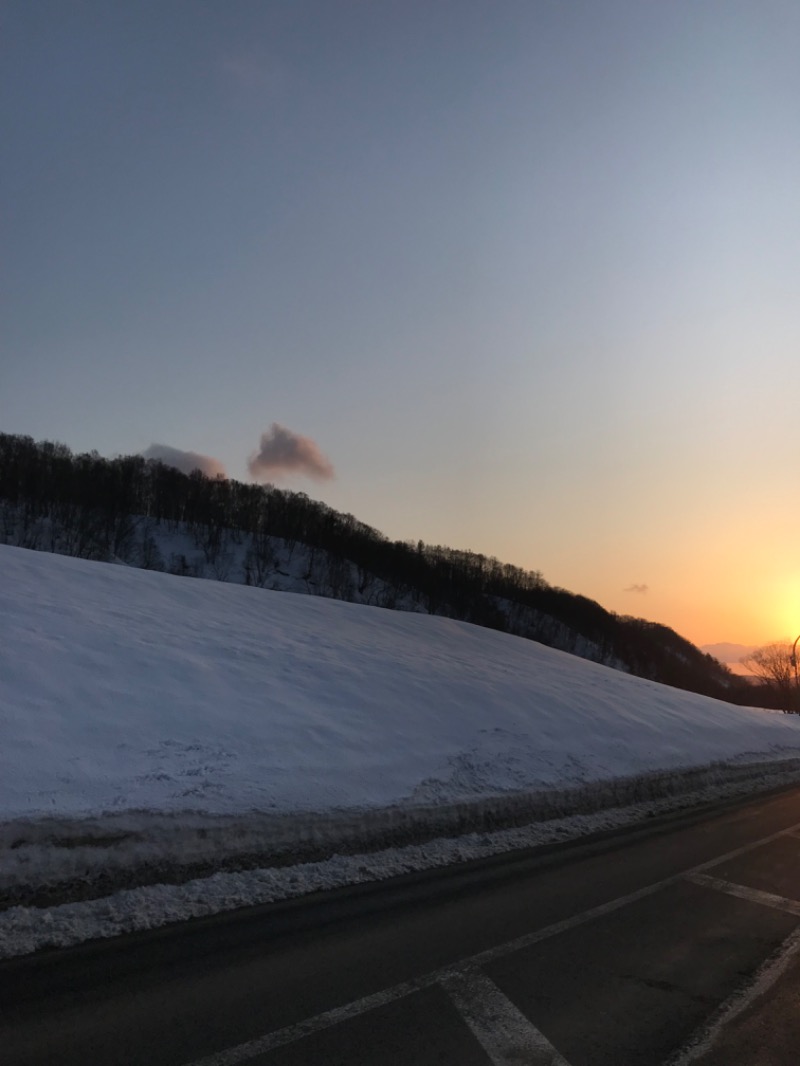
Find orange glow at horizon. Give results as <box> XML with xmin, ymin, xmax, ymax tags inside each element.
<box><xmin>523</xmin><ymin>532</ymin><xmax>800</xmax><ymax>654</ymax></box>
<box><xmin>630</xmin><ymin>571</ymin><xmax>800</xmax><ymax>652</ymax></box>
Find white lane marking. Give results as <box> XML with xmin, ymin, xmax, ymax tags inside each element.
<box><xmin>666</xmin><ymin>922</ymin><xmax>800</xmax><ymax>1065</ymax></box>
<box><xmin>181</xmin><ymin>818</ymin><xmax>800</xmax><ymax>1066</ymax></box>
<box><xmin>460</xmin><ymin>818</ymin><xmax>800</xmax><ymax>975</ymax></box>
<box><xmin>688</xmin><ymin>820</ymin><xmax>800</xmax><ymax>875</ymax></box>
<box><xmin>441</xmin><ymin>969</ymin><xmax>572</xmax><ymax>1066</ymax></box>
<box><xmin>183</xmin><ymin>977</ymin><xmax>440</xmax><ymax>1065</ymax></box>
<box><xmin>686</xmin><ymin>873</ymin><xmax>800</xmax><ymax>916</ymax></box>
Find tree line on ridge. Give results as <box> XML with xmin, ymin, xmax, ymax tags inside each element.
<box><xmin>0</xmin><ymin>431</ymin><xmax>756</xmax><ymax>705</ymax></box>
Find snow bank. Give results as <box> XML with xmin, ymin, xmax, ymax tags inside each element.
<box><xmin>3</xmin><ymin>543</ymin><xmax>800</xmax><ymax>822</ymax></box>
<box><xmin>4</xmin><ymin>544</ymin><xmax>800</xmax><ymax>957</ymax></box>
<box><xmin>5</xmin><ymin>759</ymin><xmax>800</xmax><ymax>959</ymax></box>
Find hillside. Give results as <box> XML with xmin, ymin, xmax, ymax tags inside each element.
<box><xmin>0</xmin><ymin>432</ymin><xmax>738</xmax><ymax>700</ymax></box>
<box><xmin>4</xmin><ymin>543</ymin><xmax>800</xmax><ymax>957</ymax></box>
<box><xmin>5</xmin><ymin>543</ymin><xmax>800</xmax><ymax>821</ymax></box>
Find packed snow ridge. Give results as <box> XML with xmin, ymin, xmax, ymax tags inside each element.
<box><xmin>3</xmin><ymin>543</ymin><xmax>800</xmax><ymax>957</ymax></box>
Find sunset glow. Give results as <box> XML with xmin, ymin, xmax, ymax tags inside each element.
<box><xmin>3</xmin><ymin>1</ymin><xmax>799</xmax><ymax>651</ymax></box>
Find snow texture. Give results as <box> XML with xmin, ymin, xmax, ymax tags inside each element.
<box><xmin>3</xmin><ymin>543</ymin><xmax>800</xmax><ymax>957</ymax></box>
<box><xmin>4</xmin><ymin>544</ymin><xmax>800</xmax><ymax>819</ymax></box>
<box><xmin>3</xmin><ymin>764</ymin><xmax>800</xmax><ymax>960</ymax></box>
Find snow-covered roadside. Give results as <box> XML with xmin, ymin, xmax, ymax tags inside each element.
<box><xmin>4</xmin><ymin>759</ymin><xmax>800</xmax><ymax>960</ymax></box>
<box><xmin>4</xmin><ymin>755</ymin><xmax>800</xmax><ymax>913</ymax></box>
<box><xmin>4</xmin><ymin>544</ymin><xmax>800</xmax><ymax>958</ymax></box>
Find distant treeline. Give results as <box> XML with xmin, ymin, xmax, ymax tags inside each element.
<box><xmin>0</xmin><ymin>431</ymin><xmax>744</xmax><ymax>702</ymax></box>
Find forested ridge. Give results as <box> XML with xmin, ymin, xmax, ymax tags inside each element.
<box><xmin>0</xmin><ymin>431</ymin><xmax>742</xmax><ymax>702</ymax></box>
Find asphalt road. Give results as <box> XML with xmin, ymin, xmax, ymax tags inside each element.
<box><xmin>5</xmin><ymin>786</ymin><xmax>800</xmax><ymax>1065</ymax></box>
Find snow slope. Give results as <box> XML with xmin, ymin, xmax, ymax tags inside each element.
<box><xmin>5</xmin><ymin>544</ymin><xmax>800</xmax><ymax>958</ymax></box>
<box><xmin>3</xmin><ymin>543</ymin><xmax>800</xmax><ymax>822</ymax></box>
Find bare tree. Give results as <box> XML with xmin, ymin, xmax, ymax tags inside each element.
<box><xmin>741</xmin><ymin>643</ymin><xmax>798</xmax><ymax>712</ymax></box>
<box><xmin>243</xmin><ymin>530</ymin><xmax>276</xmax><ymax>588</ymax></box>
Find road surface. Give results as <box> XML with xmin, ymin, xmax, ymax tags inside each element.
<box><xmin>5</xmin><ymin>786</ymin><xmax>800</xmax><ymax>1064</ymax></box>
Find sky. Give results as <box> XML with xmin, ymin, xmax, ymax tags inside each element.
<box><xmin>2</xmin><ymin>0</ymin><xmax>800</xmax><ymax>648</ymax></box>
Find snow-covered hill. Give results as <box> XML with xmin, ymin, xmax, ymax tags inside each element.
<box><xmin>4</xmin><ymin>543</ymin><xmax>800</xmax><ymax>957</ymax></box>
<box><xmin>3</xmin><ymin>543</ymin><xmax>799</xmax><ymax>821</ymax></box>
<box><xmin>2</xmin><ymin>502</ymin><xmax>625</xmax><ymax>671</ymax></box>
<box><xmin>0</xmin><ymin>429</ymin><xmax>737</xmax><ymax>692</ymax></box>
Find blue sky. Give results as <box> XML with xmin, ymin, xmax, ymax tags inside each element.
<box><xmin>3</xmin><ymin>1</ymin><xmax>800</xmax><ymax>644</ymax></box>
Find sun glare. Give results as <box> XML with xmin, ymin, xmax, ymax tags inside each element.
<box><xmin>767</xmin><ymin>576</ymin><xmax>800</xmax><ymax>645</ymax></box>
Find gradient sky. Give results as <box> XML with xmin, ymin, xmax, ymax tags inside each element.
<box><xmin>3</xmin><ymin>1</ymin><xmax>800</xmax><ymax>648</ymax></box>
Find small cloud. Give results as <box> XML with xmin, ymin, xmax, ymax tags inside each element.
<box><xmin>217</xmin><ymin>50</ymin><xmax>291</xmax><ymax>95</ymax></box>
<box><xmin>219</xmin><ymin>53</ymin><xmax>268</xmax><ymax>89</ymax></box>
<box><xmin>248</xmin><ymin>423</ymin><xmax>334</xmax><ymax>483</ymax></box>
<box><xmin>624</xmin><ymin>583</ymin><xmax>649</xmax><ymax>594</ymax></box>
<box><xmin>142</xmin><ymin>443</ymin><xmax>226</xmax><ymax>479</ymax></box>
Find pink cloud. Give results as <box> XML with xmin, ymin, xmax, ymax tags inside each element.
<box><xmin>248</xmin><ymin>423</ymin><xmax>334</xmax><ymax>482</ymax></box>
